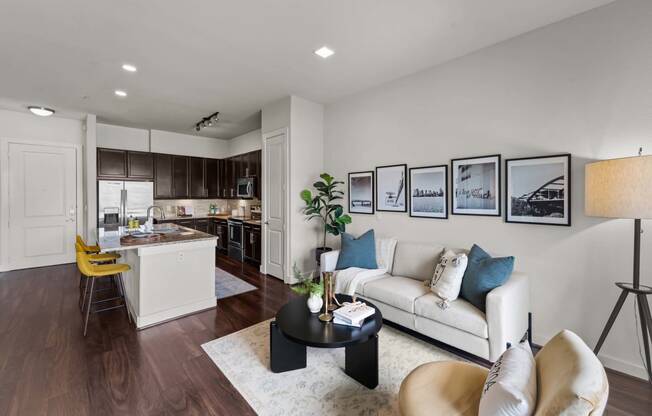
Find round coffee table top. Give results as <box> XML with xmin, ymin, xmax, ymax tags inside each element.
<box><xmin>275</xmin><ymin>294</ymin><xmax>383</xmax><ymax>348</ymax></box>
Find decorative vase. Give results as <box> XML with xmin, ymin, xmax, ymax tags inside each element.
<box><xmin>307</xmin><ymin>293</ymin><xmax>323</xmax><ymax>314</ymax></box>
<box><xmin>319</xmin><ymin>271</ymin><xmax>334</xmax><ymax>322</ymax></box>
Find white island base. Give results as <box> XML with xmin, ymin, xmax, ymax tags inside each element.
<box><xmin>119</xmin><ymin>239</ymin><xmax>217</xmax><ymax>329</ymax></box>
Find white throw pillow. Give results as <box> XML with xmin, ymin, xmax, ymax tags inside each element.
<box><xmin>479</xmin><ymin>341</ymin><xmax>537</xmax><ymax>416</ymax></box>
<box><xmin>429</xmin><ymin>249</ymin><xmax>467</xmax><ymax>309</ymax></box>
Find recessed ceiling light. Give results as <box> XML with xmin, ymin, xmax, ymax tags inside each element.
<box><xmin>121</xmin><ymin>63</ymin><xmax>137</xmax><ymax>72</ymax></box>
<box><xmin>28</xmin><ymin>106</ymin><xmax>55</xmax><ymax>117</ymax></box>
<box><xmin>114</xmin><ymin>90</ymin><xmax>127</xmax><ymax>97</ymax></box>
<box><xmin>314</xmin><ymin>46</ymin><xmax>334</xmax><ymax>59</ymax></box>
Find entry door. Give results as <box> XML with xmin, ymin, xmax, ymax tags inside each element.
<box><xmin>264</xmin><ymin>131</ymin><xmax>287</xmax><ymax>280</ymax></box>
<box><xmin>8</xmin><ymin>143</ymin><xmax>77</xmax><ymax>269</ymax></box>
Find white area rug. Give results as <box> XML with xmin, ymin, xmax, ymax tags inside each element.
<box><xmin>215</xmin><ymin>267</ymin><xmax>257</xmax><ymax>299</ymax></box>
<box><xmin>201</xmin><ymin>319</ymin><xmax>465</xmax><ymax>416</ymax></box>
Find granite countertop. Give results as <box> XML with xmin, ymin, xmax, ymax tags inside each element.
<box><xmin>97</xmin><ymin>225</ymin><xmax>217</xmax><ymax>252</ymax></box>
<box><xmin>158</xmin><ymin>215</ymin><xmax>261</xmax><ymax>226</ymax></box>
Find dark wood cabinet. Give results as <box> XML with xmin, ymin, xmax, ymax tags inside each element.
<box><xmin>213</xmin><ymin>219</ymin><xmax>228</xmax><ymax>252</ymax></box>
<box><xmin>205</xmin><ymin>158</ymin><xmax>219</xmax><ymax>198</ymax></box>
<box><xmin>225</xmin><ymin>157</ymin><xmax>236</xmax><ymax>198</ymax></box>
<box><xmin>154</xmin><ymin>153</ymin><xmax>173</xmax><ymax>199</ymax></box>
<box><xmin>190</xmin><ymin>157</ymin><xmax>206</xmax><ymax>198</ymax></box>
<box><xmin>97</xmin><ymin>148</ymin><xmax>127</xmax><ymax>178</ymax></box>
<box><xmin>252</xmin><ymin>150</ymin><xmax>261</xmax><ymax>199</ymax></box>
<box><xmin>127</xmin><ymin>151</ymin><xmax>154</xmax><ymax>179</ymax></box>
<box><xmin>195</xmin><ymin>219</ymin><xmax>209</xmax><ymax>233</ymax></box>
<box><xmin>172</xmin><ymin>156</ymin><xmax>190</xmax><ymax>198</ymax></box>
<box><xmin>243</xmin><ymin>223</ymin><xmax>261</xmax><ymax>264</ymax></box>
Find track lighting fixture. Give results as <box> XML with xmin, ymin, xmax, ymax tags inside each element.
<box><xmin>194</xmin><ymin>112</ymin><xmax>220</xmax><ymax>132</ymax></box>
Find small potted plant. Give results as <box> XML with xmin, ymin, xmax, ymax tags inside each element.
<box><xmin>290</xmin><ymin>264</ymin><xmax>324</xmax><ymax>313</ymax></box>
<box><xmin>300</xmin><ymin>173</ymin><xmax>352</xmax><ymax>263</ymax></box>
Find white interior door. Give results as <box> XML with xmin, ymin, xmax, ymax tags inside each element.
<box><xmin>8</xmin><ymin>142</ymin><xmax>77</xmax><ymax>269</ymax></box>
<box><xmin>264</xmin><ymin>131</ymin><xmax>287</xmax><ymax>280</ymax></box>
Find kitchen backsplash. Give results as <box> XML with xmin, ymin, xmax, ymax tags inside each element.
<box><xmin>153</xmin><ymin>199</ymin><xmax>261</xmax><ymax>217</ymax></box>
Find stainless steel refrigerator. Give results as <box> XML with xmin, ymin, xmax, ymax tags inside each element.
<box><xmin>98</xmin><ymin>180</ymin><xmax>154</xmax><ymax>227</ymax></box>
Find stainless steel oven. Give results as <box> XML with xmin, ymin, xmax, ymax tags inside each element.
<box><xmin>227</xmin><ymin>219</ymin><xmax>243</xmax><ymax>261</ymax></box>
<box><xmin>236</xmin><ymin>177</ymin><xmax>255</xmax><ymax>199</ymax></box>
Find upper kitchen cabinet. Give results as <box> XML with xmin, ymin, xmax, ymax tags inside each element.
<box><xmin>172</xmin><ymin>155</ymin><xmax>190</xmax><ymax>198</ymax></box>
<box><xmin>190</xmin><ymin>157</ymin><xmax>206</xmax><ymax>199</ymax></box>
<box><xmin>205</xmin><ymin>158</ymin><xmax>219</xmax><ymax>199</ymax></box>
<box><xmin>252</xmin><ymin>150</ymin><xmax>261</xmax><ymax>199</ymax></box>
<box><xmin>98</xmin><ymin>148</ymin><xmax>153</xmax><ymax>180</ymax></box>
<box><xmin>127</xmin><ymin>151</ymin><xmax>154</xmax><ymax>179</ymax></box>
<box><xmin>154</xmin><ymin>153</ymin><xmax>173</xmax><ymax>199</ymax></box>
<box><xmin>97</xmin><ymin>148</ymin><xmax>127</xmax><ymax>178</ymax></box>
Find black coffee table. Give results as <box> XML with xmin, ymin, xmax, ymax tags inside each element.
<box><xmin>270</xmin><ymin>294</ymin><xmax>383</xmax><ymax>389</ymax></box>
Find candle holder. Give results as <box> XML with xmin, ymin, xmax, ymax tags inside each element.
<box><xmin>319</xmin><ymin>271</ymin><xmax>334</xmax><ymax>322</ymax></box>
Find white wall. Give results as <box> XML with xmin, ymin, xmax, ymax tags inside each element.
<box><xmin>97</xmin><ymin>123</ymin><xmax>149</xmax><ymax>151</ymax></box>
<box><xmin>289</xmin><ymin>97</ymin><xmax>324</xmax><ymax>275</ymax></box>
<box><xmin>227</xmin><ymin>129</ymin><xmax>261</xmax><ymax>157</ymax></box>
<box><xmin>150</xmin><ymin>129</ymin><xmax>229</xmax><ymax>158</ymax></box>
<box><xmin>324</xmin><ymin>0</ymin><xmax>652</xmax><ymax>379</ymax></box>
<box><xmin>262</xmin><ymin>97</ymin><xmax>291</xmax><ymax>134</ymax></box>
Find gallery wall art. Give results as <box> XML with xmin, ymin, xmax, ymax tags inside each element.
<box><xmin>451</xmin><ymin>155</ymin><xmax>501</xmax><ymax>216</ymax></box>
<box><xmin>376</xmin><ymin>164</ymin><xmax>407</xmax><ymax>212</ymax></box>
<box><xmin>348</xmin><ymin>171</ymin><xmax>374</xmax><ymax>214</ymax></box>
<box><xmin>409</xmin><ymin>165</ymin><xmax>448</xmax><ymax>219</ymax></box>
<box><xmin>505</xmin><ymin>154</ymin><xmax>571</xmax><ymax>226</ymax></box>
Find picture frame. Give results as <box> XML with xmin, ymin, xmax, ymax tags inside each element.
<box><xmin>505</xmin><ymin>154</ymin><xmax>571</xmax><ymax>226</ymax></box>
<box><xmin>348</xmin><ymin>171</ymin><xmax>375</xmax><ymax>214</ymax></box>
<box><xmin>409</xmin><ymin>165</ymin><xmax>448</xmax><ymax>219</ymax></box>
<box><xmin>451</xmin><ymin>155</ymin><xmax>501</xmax><ymax>216</ymax></box>
<box><xmin>375</xmin><ymin>164</ymin><xmax>408</xmax><ymax>212</ymax></box>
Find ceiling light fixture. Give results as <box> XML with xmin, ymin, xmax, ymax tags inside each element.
<box><xmin>122</xmin><ymin>63</ymin><xmax>137</xmax><ymax>72</ymax></box>
<box><xmin>314</xmin><ymin>46</ymin><xmax>334</xmax><ymax>58</ymax></box>
<box><xmin>194</xmin><ymin>112</ymin><xmax>220</xmax><ymax>132</ymax></box>
<box><xmin>28</xmin><ymin>106</ymin><xmax>55</xmax><ymax>117</ymax></box>
<box><xmin>114</xmin><ymin>90</ymin><xmax>127</xmax><ymax>97</ymax></box>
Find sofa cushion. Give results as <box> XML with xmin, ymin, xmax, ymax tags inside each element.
<box><xmin>336</xmin><ymin>229</ymin><xmax>378</xmax><ymax>270</ymax></box>
<box><xmin>460</xmin><ymin>244</ymin><xmax>514</xmax><ymax>312</ymax></box>
<box><xmin>414</xmin><ymin>293</ymin><xmax>488</xmax><ymax>338</ymax></box>
<box><xmin>391</xmin><ymin>242</ymin><xmax>445</xmax><ymax>281</ymax></box>
<box><xmin>363</xmin><ymin>276</ymin><xmax>430</xmax><ymax>313</ymax></box>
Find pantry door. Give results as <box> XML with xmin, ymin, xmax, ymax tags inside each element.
<box><xmin>263</xmin><ymin>129</ymin><xmax>288</xmax><ymax>280</ymax></box>
<box><xmin>6</xmin><ymin>142</ymin><xmax>78</xmax><ymax>270</ymax></box>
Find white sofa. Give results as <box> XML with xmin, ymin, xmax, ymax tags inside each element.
<box><xmin>320</xmin><ymin>241</ymin><xmax>530</xmax><ymax>362</ymax></box>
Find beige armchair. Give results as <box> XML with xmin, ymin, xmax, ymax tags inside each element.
<box><xmin>399</xmin><ymin>330</ymin><xmax>609</xmax><ymax>416</ymax></box>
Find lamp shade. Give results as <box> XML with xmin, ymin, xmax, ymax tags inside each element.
<box><xmin>585</xmin><ymin>155</ymin><xmax>652</xmax><ymax>219</ymax></box>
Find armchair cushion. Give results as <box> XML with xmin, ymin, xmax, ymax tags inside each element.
<box><xmin>461</xmin><ymin>244</ymin><xmax>514</xmax><ymax>312</ymax></box>
<box><xmin>399</xmin><ymin>361</ymin><xmax>488</xmax><ymax>416</ymax></box>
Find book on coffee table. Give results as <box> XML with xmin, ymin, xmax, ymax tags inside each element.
<box><xmin>333</xmin><ymin>301</ymin><xmax>375</xmax><ymax>326</ymax></box>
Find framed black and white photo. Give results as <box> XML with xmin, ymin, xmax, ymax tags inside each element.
<box><xmin>409</xmin><ymin>165</ymin><xmax>448</xmax><ymax>219</ymax></box>
<box><xmin>505</xmin><ymin>154</ymin><xmax>571</xmax><ymax>226</ymax></box>
<box><xmin>376</xmin><ymin>164</ymin><xmax>407</xmax><ymax>212</ymax></box>
<box><xmin>451</xmin><ymin>155</ymin><xmax>501</xmax><ymax>216</ymax></box>
<box><xmin>348</xmin><ymin>171</ymin><xmax>374</xmax><ymax>214</ymax></box>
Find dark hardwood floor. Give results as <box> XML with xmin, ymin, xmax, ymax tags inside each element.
<box><xmin>0</xmin><ymin>254</ymin><xmax>650</xmax><ymax>415</ymax></box>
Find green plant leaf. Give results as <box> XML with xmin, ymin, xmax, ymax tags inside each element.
<box><xmin>300</xmin><ymin>190</ymin><xmax>312</xmax><ymax>204</ymax></box>
<box><xmin>320</xmin><ymin>173</ymin><xmax>334</xmax><ymax>184</ymax></box>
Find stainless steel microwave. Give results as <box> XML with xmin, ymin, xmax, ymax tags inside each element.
<box><xmin>236</xmin><ymin>177</ymin><xmax>255</xmax><ymax>198</ymax></box>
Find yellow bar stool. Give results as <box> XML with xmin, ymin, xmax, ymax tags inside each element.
<box><xmin>75</xmin><ymin>241</ymin><xmax>121</xmax><ymax>309</ymax></box>
<box><xmin>77</xmin><ymin>251</ymin><xmax>131</xmax><ymax>336</ymax></box>
<box><xmin>76</xmin><ymin>234</ymin><xmax>101</xmax><ymax>254</ymax></box>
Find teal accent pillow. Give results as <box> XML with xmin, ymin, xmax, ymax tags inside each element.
<box><xmin>336</xmin><ymin>230</ymin><xmax>378</xmax><ymax>270</ymax></box>
<box><xmin>460</xmin><ymin>244</ymin><xmax>514</xmax><ymax>312</ymax></box>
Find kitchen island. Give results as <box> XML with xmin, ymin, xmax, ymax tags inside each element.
<box><xmin>97</xmin><ymin>224</ymin><xmax>217</xmax><ymax>329</ymax></box>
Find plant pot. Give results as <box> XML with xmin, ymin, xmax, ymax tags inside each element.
<box><xmin>315</xmin><ymin>246</ymin><xmax>333</xmax><ymax>264</ymax></box>
<box><xmin>307</xmin><ymin>293</ymin><xmax>323</xmax><ymax>314</ymax></box>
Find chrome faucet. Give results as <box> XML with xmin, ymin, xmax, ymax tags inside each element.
<box><xmin>147</xmin><ymin>205</ymin><xmax>165</xmax><ymax>221</ymax></box>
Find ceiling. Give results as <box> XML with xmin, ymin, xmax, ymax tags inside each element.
<box><xmin>0</xmin><ymin>0</ymin><xmax>615</xmax><ymax>139</ymax></box>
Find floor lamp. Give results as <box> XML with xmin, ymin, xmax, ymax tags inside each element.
<box><xmin>585</xmin><ymin>152</ymin><xmax>652</xmax><ymax>383</ymax></box>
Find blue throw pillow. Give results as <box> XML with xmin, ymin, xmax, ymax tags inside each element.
<box><xmin>336</xmin><ymin>230</ymin><xmax>378</xmax><ymax>270</ymax></box>
<box><xmin>460</xmin><ymin>244</ymin><xmax>514</xmax><ymax>312</ymax></box>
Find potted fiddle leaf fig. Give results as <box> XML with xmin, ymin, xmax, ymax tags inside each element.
<box><xmin>300</xmin><ymin>173</ymin><xmax>352</xmax><ymax>263</ymax></box>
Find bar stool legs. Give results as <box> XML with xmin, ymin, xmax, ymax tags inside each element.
<box><xmin>82</xmin><ymin>273</ymin><xmax>131</xmax><ymax>336</ymax></box>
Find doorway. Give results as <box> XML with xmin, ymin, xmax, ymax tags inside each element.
<box><xmin>1</xmin><ymin>140</ymin><xmax>80</xmax><ymax>270</ymax></box>
<box><xmin>263</xmin><ymin>129</ymin><xmax>288</xmax><ymax>280</ymax></box>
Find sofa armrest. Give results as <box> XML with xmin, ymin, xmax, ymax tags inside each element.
<box><xmin>486</xmin><ymin>271</ymin><xmax>530</xmax><ymax>361</ymax></box>
<box><xmin>320</xmin><ymin>250</ymin><xmax>340</xmax><ymax>273</ymax></box>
